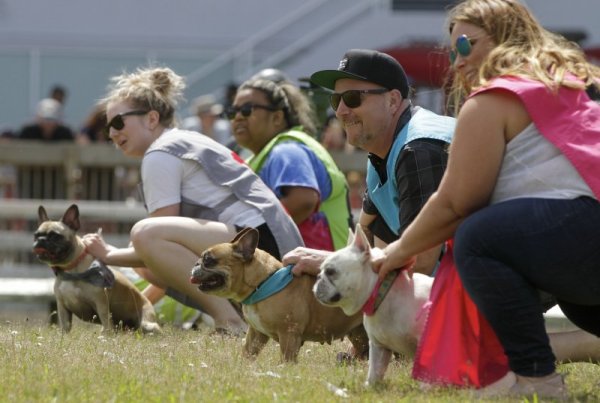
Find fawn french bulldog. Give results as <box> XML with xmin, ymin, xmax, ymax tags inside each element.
<box><xmin>314</xmin><ymin>224</ymin><xmax>433</xmax><ymax>386</ymax></box>
<box><xmin>189</xmin><ymin>227</ymin><xmax>367</xmax><ymax>362</ymax></box>
<box><xmin>33</xmin><ymin>204</ymin><xmax>160</xmax><ymax>334</ymax></box>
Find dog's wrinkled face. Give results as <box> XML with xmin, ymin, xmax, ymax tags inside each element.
<box><xmin>190</xmin><ymin>246</ymin><xmax>232</xmax><ymax>295</ymax></box>
<box><xmin>190</xmin><ymin>227</ymin><xmax>259</xmax><ymax>299</ymax></box>
<box><xmin>33</xmin><ymin>205</ymin><xmax>80</xmax><ymax>265</ymax></box>
<box><xmin>313</xmin><ymin>225</ymin><xmax>377</xmax><ymax>315</ymax></box>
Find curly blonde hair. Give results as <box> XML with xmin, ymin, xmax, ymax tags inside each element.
<box><xmin>103</xmin><ymin>66</ymin><xmax>185</xmax><ymax>128</ymax></box>
<box><xmin>447</xmin><ymin>0</ymin><xmax>600</xmax><ymax>114</ymax></box>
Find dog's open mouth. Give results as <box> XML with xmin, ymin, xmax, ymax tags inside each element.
<box><xmin>33</xmin><ymin>246</ymin><xmax>59</xmax><ymax>262</ymax></box>
<box><xmin>190</xmin><ymin>271</ymin><xmax>226</xmax><ymax>292</ymax></box>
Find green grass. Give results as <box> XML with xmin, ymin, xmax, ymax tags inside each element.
<box><xmin>1</xmin><ymin>319</ymin><xmax>598</xmax><ymax>402</ymax></box>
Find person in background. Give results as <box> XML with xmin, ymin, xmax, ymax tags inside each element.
<box><xmin>83</xmin><ymin>66</ymin><xmax>303</xmax><ymax>335</ymax></box>
<box><xmin>49</xmin><ymin>84</ymin><xmax>68</xmax><ymax>121</ymax></box>
<box><xmin>76</xmin><ymin>103</ymin><xmax>109</xmax><ymax>144</ymax></box>
<box><xmin>19</xmin><ymin>98</ymin><xmax>74</xmax><ymax>142</ymax></box>
<box><xmin>50</xmin><ymin>84</ymin><xmax>68</xmax><ymax>105</ymax></box>
<box><xmin>373</xmin><ymin>0</ymin><xmax>600</xmax><ymax>398</ymax></box>
<box><xmin>319</xmin><ymin>113</ymin><xmax>355</xmax><ymax>153</ymax></box>
<box><xmin>181</xmin><ymin>94</ymin><xmax>233</xmax><ymax>146</ymax></box>
<box><xmin>229</xmin><ymin>76</ymin><xmax>353</xmax><ymax>251</ymax></box>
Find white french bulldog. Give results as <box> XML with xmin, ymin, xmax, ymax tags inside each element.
<box><xmin>313</xmin><ymin>224</ymin><xmax>433</xmax><ymax>386</ymax></box>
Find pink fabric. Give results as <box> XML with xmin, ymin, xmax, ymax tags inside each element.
<box><xmin>412</xmin><ymin>241</ymin><xmax>509</xmax><ymax>388</ymax></box>
<box><xmin>470</xmin><ymin>76</ymin><xmax>600</xmax><ymax>198</ymax></box>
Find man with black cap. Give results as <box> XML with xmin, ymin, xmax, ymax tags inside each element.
<box><xmin>284</xmin><ymin>49</ymin><xmax>455</xmax><ymax>276</ymax></box>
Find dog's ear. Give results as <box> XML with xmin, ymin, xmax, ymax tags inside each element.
<box><xmin>61</xmin><ymin>204</ymin><xmax>81</xmax><ymax>232</ymax></box>
<box><xmin>232</xmin><ymin>227</ymin><xmax>259</xmax><ymax>262</ymax></box>
<box><xmin>38</xmin><ymin>206</ymin><xmax>49</xmax><ymax>224</ymax></box>
<box><xmin>231</xmin><ymin>227</ymin><xmax>254</xmax><ymax>243</ymax></box>
<box><xmin>353</xmin><ymin>224</ymin><xmax>371</xmax><ymax>257</ymax></box>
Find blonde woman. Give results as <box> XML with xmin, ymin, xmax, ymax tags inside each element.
<box><xmin>374</xmin><ymin>0</ymin><xmax>600</xmax><ymax>398</ymax></box>
<box><xmin>83</xmin><ymin>67</ymin><xmax>303</xmax><ymax>334</ymax></box>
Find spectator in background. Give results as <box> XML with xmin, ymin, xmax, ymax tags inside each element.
<box><xmin>50</xmin><ymin>84</ymin><xmax>68</xmax><ymax>105</ymax></box>
<box><xmin>19</xmin><ymin>98</ymin><xmax>74</xmax><ymax>141</ymax></box>
<box><xmin>320</xmin><ymin>113</ymin><xmax>355</xmax><ymax>153</ymax></box>
<box><xmin>181</xmin><ymin>94</ymin><xmax>232</xmax><ymax>146</ymax></box>
<box><xmin>49</xmin><ymin>84</ymin><xmax>68</xmax><ymax>121</ymax></box>
<box><xmin>222</xmin><ymin>81</ymin><xmax>239</xmax><ymax>110</ymax></box>
<box><xmin>76</xmin><ymin>103</ymin><xmax>109</xmax><ymax>144</ymax></box>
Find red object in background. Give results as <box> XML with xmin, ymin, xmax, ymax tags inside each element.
<box><xmin>585</xmin><ymin>47</ymin><xmax>600</xmax><ymax>63</ymax></box>
<box><xmin>380</xmin><ymin>44</ymin><xmax>451</xmax><ymax>87</ymax></box>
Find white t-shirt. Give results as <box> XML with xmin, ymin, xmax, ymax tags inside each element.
<box><xmin>141</xmin><ymin>150</ymin><xmax>264</xmax><ymax>228</ymax></box>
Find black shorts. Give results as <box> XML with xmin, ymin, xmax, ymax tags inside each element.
<box><xmin>235</xmin><ymin>223</ymin><xmax>281</xmax><ymax>260</ymax></box>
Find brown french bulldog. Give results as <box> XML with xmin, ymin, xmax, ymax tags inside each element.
<box><xmin>189</xmin><ymin>227</ymin><xmax>367</xmax><ymax>363</ymax></box>
<box><xmin>33</xmin><ymin>204</ymin><xmax>160</xmax><ymax>334</ymax></box>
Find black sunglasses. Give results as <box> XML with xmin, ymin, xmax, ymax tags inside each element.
<box><xmin>449</xmin><ymin>34</ymin><xmax>479</xmax><ymax>65</ymax></box>
<box><xmin>105</xmin><ymin>110</ymin><xmax>149</xmax><ymax>133</ymax></box>
<box><xmin>225</xmin><ymin>103</ymin><xmax>279</xmax><ymax>120</ymax></box>
<box><xmin>330</xmin><ymin>88</ymin><xmax>390</xmax><ymax>111</ymax></box>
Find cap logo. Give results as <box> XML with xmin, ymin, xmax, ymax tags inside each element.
<box><xmin>338</xmin><ymin>58</ymin><xmax>348</xmax><ymax>71</ymax></box>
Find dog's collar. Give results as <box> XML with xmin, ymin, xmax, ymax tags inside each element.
<box><xmin>241</xmin><ymin>265</ymin><xmax>294</xmax><ymax>305</ymax></box>
<box><xmin>55</xmin><ymin>259</ymin><xmax>116</xmax><ymax>288</ymax></box>
<box><xmin>362</xmin><ymin>269</ymin><xmax>401</xmax><ymax>316</ymax></box>
<box><xmin>51</xmin><ymin>248</ymin><xmax>89</xmax><ymax>272</ymax></box>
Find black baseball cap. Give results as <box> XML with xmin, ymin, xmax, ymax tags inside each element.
<box><xmin>310</xmin><ymin>49</ymin><xmax>409</xmax><ymax>98</ymax></box>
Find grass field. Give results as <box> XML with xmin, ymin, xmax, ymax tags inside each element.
<box><xmin>1</xmin><ymin>318</ymin><xmax>599</xmax><ymax>402</ymax></box>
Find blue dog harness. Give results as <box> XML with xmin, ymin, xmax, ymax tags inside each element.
<box><xmin>241</xmin><ymin>265</ymin><xmax>295</xmax><ymax>305</ymax></box>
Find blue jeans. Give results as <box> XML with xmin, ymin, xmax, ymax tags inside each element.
<box><xmin>454</xmin><ymin>197</ymin><xmax>600</xmax><ymax>377</ymax></box>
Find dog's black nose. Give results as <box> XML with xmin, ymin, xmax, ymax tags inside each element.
<box><xmin>330</xmin><ymin>293</ymin><xmax>341</xmax><ymax>303</ymax></box>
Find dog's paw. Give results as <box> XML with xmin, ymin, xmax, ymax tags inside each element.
<box><xmin>141</xmin><ymin>322</ymin><xmax>161</xmax><ymax>335</ymax></box>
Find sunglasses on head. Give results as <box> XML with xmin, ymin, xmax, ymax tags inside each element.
<box><xmin>105</xmin><ymin>110</ymin><xmax>149</xmax><ymax>133</ymax></box>
<box><xmin>225</xmin><ymin>103</ymin><xmax>279</xmax><ymax>120</ymax></box>
<box><xmin>329</xmin><ymin>88</ymin><xmax>389</xmax><ymax>111</ymax></box>
<box><xmin>449</xmin><ymin>34</ymin><xmax>478</xmax><ymax>65</ymax></box>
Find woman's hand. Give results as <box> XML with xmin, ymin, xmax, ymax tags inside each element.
<box><xmin>82</xmin><ymin>232</ymin><xmax>115</xmax><ymax>262</ymax></box>
<box><xmin>371</xmin><ymin>240</ymin><xmax>416</xmax><ymax>280</ymax></box>
<box><xmin>282</xmin><ymin>247</ymin><xmax>332</xmax><ymax>277</ymax></box>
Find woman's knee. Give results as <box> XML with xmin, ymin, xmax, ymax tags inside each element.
<box><xmin>131</xmin><ymin>218</ymin><xmax>164</xmax><ymax>250</ymax></box>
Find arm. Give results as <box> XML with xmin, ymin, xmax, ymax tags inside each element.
<box><xmin>82</xmin><ymin>234</ymin><xmax>145</xmax><ymax>267</ymax></box>
<box><xmin>374</xmin><ymin>93</ymin><xmax>517</xmax><ymax>278</ymax></box>
<box><xmin>259</xmin><ymin>142</ymin><xmax>322</xmax><ymax>225</ymax></box>
<box><xmin>279</xmin><ymin>186</ymin><xmax>320</xmax><ymax>224</ymax></box>
<box><xmin>358</xmin><ymin>210</ymin><xmax>376</xmax><ymax>246</ymax></box>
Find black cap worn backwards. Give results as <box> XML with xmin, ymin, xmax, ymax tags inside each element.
<box><xmin>310</xmin><ymin>49</ymin><xmax>409</xmax><ymax>98</ymax></box>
